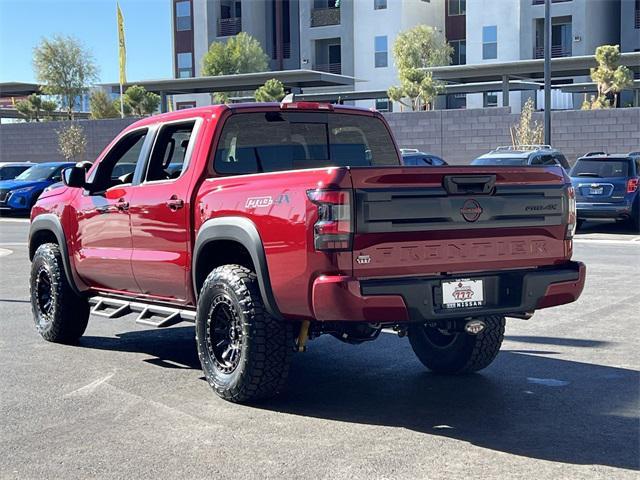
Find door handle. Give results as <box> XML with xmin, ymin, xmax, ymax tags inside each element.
<box><xmin>166</xmin><ymin>195</ymin><xmax>184</xmax><ymax>211</ymax></box>
<box><xmin>116</xmin><ymin>198</ymin><xmax>129</xmax><ymax>211</ymax></box>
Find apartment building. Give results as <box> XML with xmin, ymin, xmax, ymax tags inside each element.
<box><xmin>171</xmin><ymin>0</ymin><xmax>301</xmax><ymax>107</ymax></box>
<box><xmin>171</xmin><ymin>0</ymin><xmax>445</xmax><ymax>110</ymax></box>
<box><xmin>463</xmin><ymin>0</ymin><xmax>621</xmax><ymax>111</ymax></box>
<box><xmin>171</xmin><ymin>0</ymin><xmax>630</xmax><ymax>111</ymax></box>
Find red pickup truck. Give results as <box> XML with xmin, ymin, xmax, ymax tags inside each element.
<box><xmin>28</xmin><ymin>102</ymin><xmax>585</xmax><ymax>403</ymax></box>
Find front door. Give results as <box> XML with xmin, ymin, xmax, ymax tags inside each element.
<box><xmin>73</xmin><ymin>129</ymin><xmax>150</xmax><ymax>293</ymax></box>
<box><xmin>128</xmin><ymin>120</ymin><xmax>199</xmax><ymax>303</ymax></box>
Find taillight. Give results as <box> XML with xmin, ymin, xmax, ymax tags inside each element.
<box><xmin>627</xmin><ymin>178</ymin><xmax>639</xmax><ymax>193</ymax></box>
<box><xmin>307</xmin><ymin>189</ymin><xmax>352</xmax><ymax>251</ymax></box>
<box><xmin>566</xmin><ymin>186</ymin><xmax>577</xmax><ymax>239</ymax></box>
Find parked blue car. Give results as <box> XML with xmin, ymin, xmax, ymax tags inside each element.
<box><xmin>570</xmin><ymin>153</ymin><xmax>640</xmax><ymax>232</ymax></box>
<box><xmin>0</xmin><ymin>162</ymin><xmax>75</xmax><ymax>214</ymax></box>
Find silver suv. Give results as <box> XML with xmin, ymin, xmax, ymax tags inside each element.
<box><xmin>471</xmin><ymin>145</ymin><xmax>570</xmax><ymax>170</ymax></box>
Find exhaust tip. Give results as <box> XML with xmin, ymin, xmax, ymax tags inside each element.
<box><xmin>464</xmin><ymin>319</ymin><xmax>486</xmax><ymax>335</ymax></box>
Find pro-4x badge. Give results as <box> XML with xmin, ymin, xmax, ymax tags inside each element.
<box><xmin>356</xmin><ymin>254</ymin><xmax>371</xmax><ymax>264</ymax></box>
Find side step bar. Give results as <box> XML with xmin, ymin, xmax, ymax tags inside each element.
<box><xmin>89</xmin><ymin>296</ymin><xmax>196</xmax><ymax>328</ymax></box>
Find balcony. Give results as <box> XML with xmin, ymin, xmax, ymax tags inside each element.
<box><xmin>534</xmin><ymin>45</ymin><xmax>571</xmax><ymax>59</ymax></box>
<box><xmin>217</xmin><ymin>17</ymin><xmax>241</xmax><ymax>37</ymax></box>
<box><xmin>314</xmin><ymin>62</ymin><xmax>341</xmax><ymax>74</ymax></box>
<box><xmin>636</xmin><ymin>8</ymin><xmax>639</xmax><ymax>29</ymax></box>
<box><xmin>311</xmin><ymin>7</ymin><xmax>340</xmax><ymax>27</ymax></box>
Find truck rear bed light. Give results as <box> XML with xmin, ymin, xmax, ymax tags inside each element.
<box><xmin>307</xmin><ymin>189</ymin><xmax>352</xmax><ymax>251</ymax></box>
<box><xmin>566</xmin><ymin>186</ymin><xmax>577</xmax><ymax>239</ymax></box>
<box><xmin>280</xmin><ymin>101</ymin><xmax>333</xmax><ymax>111</ymax></box>
<box><xmin>627</xmin><ymin>178</ymin><xmax>639</xmax><ymax>193</ymax></box>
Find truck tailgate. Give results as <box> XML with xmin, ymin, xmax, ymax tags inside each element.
<box><xmin>349</xmin><ymin>166</ymin><xmax>571</xmax><ymax>278</ymax></box>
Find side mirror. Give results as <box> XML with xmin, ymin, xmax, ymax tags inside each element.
<box><xmin>62</xmin><ymin>166</ymin><xmax>86</xmax><ymax>188</ymax></box>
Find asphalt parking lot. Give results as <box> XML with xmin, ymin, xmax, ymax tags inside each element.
<box><xmin>1</xmin><ymin>218</ymin><xmax>638</xmax><ymax>480</ymax></box>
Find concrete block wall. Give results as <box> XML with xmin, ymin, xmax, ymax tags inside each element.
<box><xmin>0</xmin><ymin>117</ymin><xmax>137</xmax><ymax>164</ymax></box>
<box><xmin>0</xmin><ymin>108</ymin><xmax>638</xmax><ymax>165</ymax></box>
<box><xmin>384</xmin><ymin>107</ymin><xmax>640</xmax><ymax>165</ymax></box>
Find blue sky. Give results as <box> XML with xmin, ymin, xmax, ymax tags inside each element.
<box><xmin>0</xmin><ymin>0</ymin><xmax>172</xmax><ymax>84</ymax></box>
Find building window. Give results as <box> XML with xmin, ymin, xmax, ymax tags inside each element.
<box><xmin>448</xmin><ymin>0</ymin><xmax>466</xmax><ymax>15</ymax></box>
<box><xmin>177</xmin><ymin>52</ymin><xmax>193</xmax><ymax>78</ymax></box>
<box><xmin>374</xmin><ymin>36</ymin><xmax>388</xmax><ymax>68</ymax></box>
<box><xmin>484</xmin><ymin>91</ymin><xmax>498</xmax><ymax>107</ymax></box>
<box><xmin>375</xmin><ymin>98</ymin><xmax>392</xmax><ymax>112</ymax></box>
<box><xmin>482</xmin><ymin>26</ymin><xmax>497</xmax><ymax>60</ymax></box>
<box><xmin>175</xmin><ymin>1</ymin><xmax>191</xmax><ymax>31</ymax></box>
<box><xmin>450</xmin><ymin>39</ymin><xmax>466</xmax><ymax>65</ymax></box>
<box><xmin>446</xmin><ymin>94</ymin><xmax>466</xmax><ymax>109</ymax></box>
<box><xmin>374</xmin><ymin>0</ymin><xmax>387</xmax><ymax>9</ymax></box>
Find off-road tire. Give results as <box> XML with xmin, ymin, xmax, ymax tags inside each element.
<box><xmin>408</xmin><ymin>315</ymin><xmax>505</xmax><ymax>374</ymax></box>
<box><xmin>30</xmin><ymin>243</ymin><xmax>89</xmax><ymax>343</ymax></box>
<box><xmin>195</xmin><ymin>264</ymin><xmax>294</xmax><ymax>403</ymax></box>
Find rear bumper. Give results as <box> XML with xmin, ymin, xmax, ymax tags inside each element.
<box><xmin>311</xmin><ymin>262</ymin><xmax>586</xmax><ymax>322</ymax></box>
<box><xmin>577</xmin><ymin>202</ymin><xmax>632</xmax><ymax>220</ymax></box>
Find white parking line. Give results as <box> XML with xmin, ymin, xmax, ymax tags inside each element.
<box><xmin>0</xmin><ymin>243</ymin><xmax>28</xmax><ymax>247</ymax></box>
<box><xmin>0</xmin><ymin>218</ymin><xmax>30</xmax><ymax>223</ymax></box>
<box><xmin>573</xmin><ymin>239</ymin><xmax>640</xmax><ymax>246</ymax></box>
<box><xmin>0</xmin><ymin>248</ymin><xmax>12</xmax><ymax>257</ymax></box>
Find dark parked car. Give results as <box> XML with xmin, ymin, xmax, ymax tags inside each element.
<box><xmin>401</xmin><ymin>151</ymin><xmax>448</xmax><ymax>166</ymax></box>
<box><xmin>0</xmin><ymin>162</ymin><xmax>34</xmax><ymax>180</ymax></box>
<box><xmin>471</xmin><ymin>145</ymin><xmax>570</xmax><ymax>170</ymax></box>
<box><xmin>570</xmin><ymin>153</ymin><xmax>640</xmax><ymax>232</ymax></box>
<box><xmin>0</xmin><ymin>162</ymin><xmax>75</xmax><ymax>214</ymax></box>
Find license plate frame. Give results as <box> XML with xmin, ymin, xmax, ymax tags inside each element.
<box><xmin>441</xmin><ymin>278</ymin><xmax>485</xmax><ymax>309</ymax></box>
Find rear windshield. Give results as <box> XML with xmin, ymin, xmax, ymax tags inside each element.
<box><xmin>213</xmin><ymin>111</ymin><xmax>399</xmax><ymax>175</ymax></box>
<box><xmin>570</xmin><ymin>159</ymin><xmax>630</xmax><ymax>178</ymax></box>
<box><xmin>471</xmin><ymin>157</ymin><xmax>527</xmax><ymax>166</ymax></box>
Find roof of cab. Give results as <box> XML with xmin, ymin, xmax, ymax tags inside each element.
<box><xmin>123</xmin><ymin>102</ymin><xmax>377</xmax><ymax>131</ymax></box>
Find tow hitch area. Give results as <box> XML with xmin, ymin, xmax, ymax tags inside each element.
<box><xmin>464</xmin><ymin>319</ymin><xmax>486</xmax><ymax>335</ymax></box>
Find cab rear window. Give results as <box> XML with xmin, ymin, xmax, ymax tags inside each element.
<box><xmin>213</xmin><ymin>112</ymin><xmax>399</xmax><ymax>175</ymax></box>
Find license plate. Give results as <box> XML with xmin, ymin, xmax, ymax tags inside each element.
<box><xmin>589</xmin><ymin>186</ymin><xmax>603</xmax><ymax>195</ymax></box>
<box><xmin>441</xmin><ymin>279</ymin><xmax>484</xmax><ymax>309</ymax></box>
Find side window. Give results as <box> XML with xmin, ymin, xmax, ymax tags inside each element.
<box><xmin>50</xmin><ymin>166</ymin><xmax>66</xmax><ymax>182</ymax></box>
<box><xmin>554</xmin><ymin>154</ymin><xmax>568</xmax><ymax>169</ymax></box>
<box><xmin>144</xmin><ymin>121</ymin><xmax>196</xmax><ymax>182</ymax></box>
<box><xmin>89</xmin><ymin>130</ymin><xmax>148</xmax><ymax>192</ymax></box>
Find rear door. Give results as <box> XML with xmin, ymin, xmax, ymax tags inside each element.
<box><xmin>349</xmin><ymin>166</ymin><xmax>569</xmax><ymax>278</ymax></box>
<box><xmin>128</xmin><ymin>119</ymin><xmax>201</xmax><ymax>303</ymax></box>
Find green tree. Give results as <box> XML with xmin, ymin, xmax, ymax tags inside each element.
<box><xmin>254</xmin><ymin>78</ymin><xmax>286</xmax><ymax>102</ymax></box>
<box><xmin>202</xmin><ymin>32</ymin><xmax>269</xmax><ymax>102</ymax></box>
<box><xmin>201</xmin><ymin>32</ymin><xmax>269</xmax><ymax>76</ymax></box>
<box><xmin>33</xmin><ymin>35</ymin><xmax>98</xmax><ymax>120</ymax></box>
<box><xmin>122</xmin><ymin>85</ymin><xmax>160</xmax><ymax>116</ymax></box>
<box><xmin>510</xmin><ymin>98</ymin><xmax>543</xmax><ymax>146</ymax></box>
<box><xmin>89</xmin><ymin>90</ymin><xmax>119</xmax><ymax>119</ymax></box>
<box><xmin>57</xmin><ymin>123</ymin><xmax>87</xmax><ymax>162</ymax></box>
<box><xmin>15</xmin><ymin>94</ymin><xmax>58</xmax><ymax>122</ymax></box>
<box><xmin>387</xmin><ymin>25</ymin><xmax>452</xmax><ymax>111</ymax></box>
<box><xmin>588</xmin><ymin>44</ymin><xmax>633</xmax><ymax>108</ymax></box>
<box><xmin>41</xmin><ymin>99</ymin><xmax>58</xmax><ymax>120</ymax></box>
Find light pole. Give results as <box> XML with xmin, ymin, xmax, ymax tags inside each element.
<box><xmin>544</xmin><ymin>0</ymin><xmax>552</xmax><ymax>145</ymax></box>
